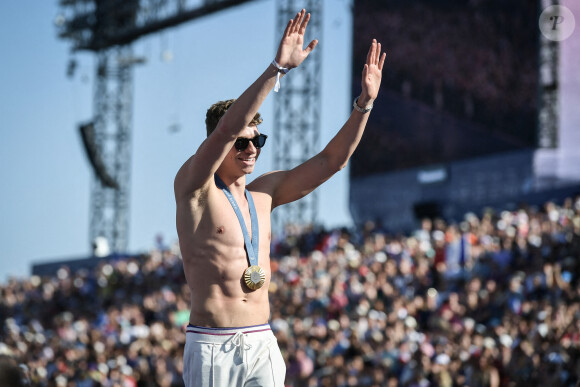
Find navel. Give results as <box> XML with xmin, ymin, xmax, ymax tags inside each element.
<box><xmin>217</xmin><ymin>226</ymin><xmax>225</xmax><ymax>234</ymax></box>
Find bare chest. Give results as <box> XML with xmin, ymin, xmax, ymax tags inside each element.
<box><xmin>209</xmin><ymin>191</ymin><xmax>267</xmax><ymax>244</ymax></box>
<box><xmin>178</xmin><ymin>188</ymin><xmax>272</xmax><ymax>262</ymax></box>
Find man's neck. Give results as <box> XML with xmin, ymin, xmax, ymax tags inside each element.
<box><xmin>215</xmin><ymin>171</ymin><xmax>246</xmax><ymax>193</ymax></box>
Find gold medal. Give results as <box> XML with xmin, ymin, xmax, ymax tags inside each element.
<box><xmin>244</xmin><ymin>265</ymin><xmax>266</xmax><ymax>290</ymax></box>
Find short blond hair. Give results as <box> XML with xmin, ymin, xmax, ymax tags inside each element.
<box><xmin>205</xmin><ymin>99</ymin><xmax>263</xmax><ymax>137</ymax></box>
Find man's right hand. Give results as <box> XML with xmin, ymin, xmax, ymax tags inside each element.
<box><xmin>274</xmin><ymin>9</ymin><xmax>318</xmax><ymax>69</ymax></box>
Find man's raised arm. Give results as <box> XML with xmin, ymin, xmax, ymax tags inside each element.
<box><xmin>219</xmin><ymin>9</ymin><xmax>318</xmax><ymax>133</ymax></box>
<box><xmin>174</xmin><ymin>10</ymin><xmax>318</xmax><ymax>197</ymax></box>
<box><xmin>320</xmin><ymin>39</ymin><xmax>387</xmax><ymax>170</ymax></box>
<box><xmin>255</xmin><ymin>39</ymin><xmax>386</xmax><ymax>208</ymax></box>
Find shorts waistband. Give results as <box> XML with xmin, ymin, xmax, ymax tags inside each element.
<box><xmin>186</xmin><ymin>323</ymin><xmax>271</xmax><ymax>336</ymax></box>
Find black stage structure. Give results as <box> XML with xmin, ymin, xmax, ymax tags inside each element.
<box><xmin>349</xmin><ymin>0</ymin><xmax>580</xmax><ymax>232</ymax></box>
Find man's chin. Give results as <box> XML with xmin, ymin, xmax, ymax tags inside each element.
<box><xmin>240</xmin><ymin>160</ymin><xmax>257</xmax><ymax>173</ymax></box>
<box><xmin>238</xmin><ymin>163</ymin><xmax>254</xmax><ymax>173</ymax></box>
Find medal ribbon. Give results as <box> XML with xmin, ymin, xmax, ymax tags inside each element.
<box><xmin>214</xmin><ymin>174</ymin><xmax>259</xmax><ymax>266</ymax></box>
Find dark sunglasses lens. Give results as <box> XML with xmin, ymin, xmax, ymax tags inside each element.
<box><xmin>254</xmin><ymin>134</ymin><xmax>267</xmax><ymax>148</ymax></box>
<box><xmin>235</xmin><ymin>134</ymin><xmax>267</xmax><ymax>151</ymax></box>
<box><xmin>234</xmin><ymin>138</ymin><xmax>249</xmax><ymax>151</ymax></box>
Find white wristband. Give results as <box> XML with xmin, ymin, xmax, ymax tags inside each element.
<box><xmin>271</xmin><ymin>60</ymin><xmax>290</xmax><ymax>92</ymax></box>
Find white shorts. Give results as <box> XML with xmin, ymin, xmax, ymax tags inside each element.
<box><xmin>183</xmin><ymin>323</ymin><xmax>286</xmax><ymax>387</ymax></box>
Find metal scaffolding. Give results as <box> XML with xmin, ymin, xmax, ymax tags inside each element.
<box><xmin>272</xmin><ymin>0</ymin><xmax>322</xmax><ymax>234</ymax></box>
<box><xmin>87</xmin><ymin>47</ymin><xmax>135</xmax><ymax>252</ymax></box>
<box><xmin>537</xmin><ymin>0</ymin><xmax>560</xmax><ymax>149</ymax></box>
<box><xmin>56</xmin><ymin>0</ymin><xmax>257</xmax><ymax>253</ymax></box>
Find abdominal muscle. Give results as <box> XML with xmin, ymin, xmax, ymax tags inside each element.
<box><xmin>179</xmin><ymin>220</ymin><xmax>272</xmax><ymax>328</ymax></box>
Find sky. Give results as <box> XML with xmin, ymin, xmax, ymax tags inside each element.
<box><xmin>0</xmin><ymin>0</ymin><xmax>357</xmax><ymax>280</ymax></box>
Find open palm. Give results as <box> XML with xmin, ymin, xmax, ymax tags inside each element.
<box><xmin>275</xmin><ymin>9</ymin><xmax>318</xmax><ymax>69</ymax></box>
<box><xmin>361</xmin><ymin>39</ymin><xmax>386</xmax><ymax>100</ymax></box>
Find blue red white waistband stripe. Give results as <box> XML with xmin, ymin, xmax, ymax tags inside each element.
<box><xmin>186</xmin><ymin>323</ymin><xmax>271</xmax><ymax>336</ymax></box>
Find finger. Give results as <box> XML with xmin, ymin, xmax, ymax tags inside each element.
<box><xmin>362</xmin><ymin>64</ymin><xmax>368</xmax><ymax>80</ymax></box>
<box><xmin>378</xmin><ymin>52</ymin><xmax>386</xmax><ymax>71</ymax></box>
<box><xmin>376</xmin><ymin>43</ymin><xmax>381</xmax><ymax>65</ymax></box>
<box><xmin>293</xmin><ymin>10</ymin><xmax>304</xmax><ymax>33</ymax></box>
<box><xmin>299</xmin><ymin>12</ymin><xmax>311</xmax><ymax>35</ymax></box>
<box><xmin>371</xmin><ymin>39</ymin><xmax>378</xmax><ymax>64</ymax></box>
<box><xmin>289</xmin><ymin>13</ymin><xmax>299</xmax><ymax>34</ymax></box>
<box><xmin>304</xmin><ymin>39</ymin><xmax>318</xmax><ymax>55</ymax></box>
<box><xmin>283</xmin><ymin>19</ymin><xmax>293</xmax><ymax>37</ymax></box>
<box><xmin>366</xmin><ymin>40</ymin><xmax>373</xmax><ymax>66</ymax></box>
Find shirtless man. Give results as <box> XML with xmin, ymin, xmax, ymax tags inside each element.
<box><xmin>174</xmin><ymin>9</ymin><xmax>386</xmax><ymax>386</ymax></box>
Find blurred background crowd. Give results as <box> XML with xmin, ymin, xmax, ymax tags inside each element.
<box><xmin>1</xmin><ymin>195</ymin><xmax>579</xmax><ymax>386</ymax></box>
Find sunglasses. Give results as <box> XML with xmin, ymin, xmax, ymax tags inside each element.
<box><xmin>234</xmin><ymin>134</ymin><xmax>268</xmax><ymax>151</ymax></box>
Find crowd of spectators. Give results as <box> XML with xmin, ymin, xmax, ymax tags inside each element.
<box><xmin>272</xmin><ymin>196</ymin><xmax>580</xmax><ymax>386</ymax></box>
<box><xmin>1</xmin><ymin>195</ymin><xmax>579</xmax><ymax>386</ymax></box>
<box><xmin>0</xmin><ymin>248</ymin><xmax>188</xmax><ymax>386</ymax></box>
